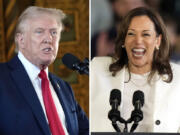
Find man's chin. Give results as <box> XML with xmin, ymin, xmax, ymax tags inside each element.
<box><xmin>41</xmin><ymin>58</ymin><xmax>54</xmax><ymax>67</ymax></box>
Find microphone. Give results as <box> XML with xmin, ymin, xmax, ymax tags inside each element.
<box><xmin>108</xmin><ymin>89</ymin><xmax>121</xmax><ymax>132</ymax></box>
<box><xmin>108</xmin><ymin>89</ymin><xmax>125</xmax><ymax>132</ymax></box>
<box><xmin>62</xmin><ymin>53</ymin><xmax>89</xmax><ymax>75</ymax></box>
<box><xmin>130</xmin><ymin>90</ymin><xmax>144</xmax><ymax>132</ymax></box>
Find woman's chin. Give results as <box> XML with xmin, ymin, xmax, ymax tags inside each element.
<box><xmin>130</xmin><ymin>59</ymin><xmax>149</xmax><ymax>68</ymax></box>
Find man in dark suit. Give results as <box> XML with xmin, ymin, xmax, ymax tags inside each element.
<box><xmin>0</xmin><ymin>6</ymin><xmax>89</xmax><ymax>135</ymax></box>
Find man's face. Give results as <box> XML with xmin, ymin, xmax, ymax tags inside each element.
<box><xmin>18</xmin><ymin>14</ymin><xmax>62</xmax><ymax>69</ymax></box>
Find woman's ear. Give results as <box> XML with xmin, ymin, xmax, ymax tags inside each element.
<box><xmin>156</xmin><ymin>34</ymin><xmax>162</xmax><ymax>50</ymax></box>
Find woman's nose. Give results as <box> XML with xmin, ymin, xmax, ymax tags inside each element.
<box><xmin>134</xmin><ymin>35</ymin><xmax>143</xmax><ymax>45</ymax></box>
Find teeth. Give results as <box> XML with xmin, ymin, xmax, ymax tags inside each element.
<box><xmin>45</xmin><ymin>48</ymin><xmax>50</xmax><ymax>52</ymax></box>
<box><xmin>132</xmin><ymin>48</ymin><xmax>146</xmax><ymax>57</ymax></box>
<box><xmin>132</xmin><ymin>48</ymin><xmax>145</xmax><ymax>53</ymax></box>
<box><xmin>43</xmin><ymin>48</ymin><xmax>51</xmax><ymax>52</ymax></box>
<box><xmin>134</xmin><ymin>54</ymin><xmax>144</xmax><ymax>57</ymax></box>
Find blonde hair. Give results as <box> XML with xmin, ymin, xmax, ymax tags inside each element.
<box><xmin>15</xmin><ymin>6</ymin><xmax>66</xmax><ymax>49</ymax></box>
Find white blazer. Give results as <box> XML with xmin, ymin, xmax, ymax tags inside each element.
<box><xmin>90</xmin><ymin>57</ymin><xmax>180</xmax><ymax>132</ymax></box>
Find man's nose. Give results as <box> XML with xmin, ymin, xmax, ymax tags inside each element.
<box><xmin>43</xmin><ymin>32</ymin><xmax>53</xmax><ymax>44</ymax></box>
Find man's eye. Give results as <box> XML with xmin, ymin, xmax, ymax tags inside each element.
<box><xmin>36</xmin><ymin>31</ymin><xmax>43</xmax><ymax>34</ymax></box>
<box><xmin>51</xmin><ymin>31</ymin><xmax>57</xmax><ymax>35</ymax></box>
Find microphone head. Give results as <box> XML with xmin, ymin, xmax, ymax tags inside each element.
<box><xmin>133</xmin><ymin>90</ymin><xmax>144</xmax><ymax>106</ymax></box>
<box><xmin>110</xmin><ymin>89</ymin><xmax>121</xmax><ymax>105</ymax></box>
<box><xmin>62</xmin><ymin>53</ymin><xmax>80</xmax><ymax>70</ymax></box>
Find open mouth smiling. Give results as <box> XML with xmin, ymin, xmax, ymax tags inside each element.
<box><xmin>132</xmin><ymin>48</ymin><xmax>146</xmax><ymax>57</ymax></box>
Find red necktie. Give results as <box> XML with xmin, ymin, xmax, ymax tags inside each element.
<box><xmin>39</xmin><ymin>70</ymin><xmax>65</xmax><ymax>135</ymax></box>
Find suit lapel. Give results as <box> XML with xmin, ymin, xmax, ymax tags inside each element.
<box><xmin>49</xmin><ymin>74</ymin><xmax>74</xmax><ymax>134</ymax></box>
<box><xmin>115</xmin><ymin>67</ymin><xmax>126</xmax><ymax>91</ymax></box>
<box><xmin>153</xmin><ymin>74</ymin><xmax>170</xmax><ymax>122</ymax></box>
<box><xmin>115</xmin><ymin>67</ymin><xmax>126</xmax><ymax>109</ymax></box>
<box><xmin>8</xmin><ymin>56</ymin><xmax>51</xmax><ymax>135</ymax></box>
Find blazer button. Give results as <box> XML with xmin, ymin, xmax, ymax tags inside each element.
<box><xmin>155</xmin><ymin>120</ymin><xmax>161</xmax><ymax>125</ymax></box>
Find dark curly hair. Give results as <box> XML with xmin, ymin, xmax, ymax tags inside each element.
<box><xmin>109</xmin><ymin>7</ymin><xmax>173</xmax><ymax>83</ymax></box>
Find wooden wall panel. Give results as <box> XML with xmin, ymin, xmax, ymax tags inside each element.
<box><xmin>0</xmin><ymin>0</ymin><xmax>6</xmax><ymax>62</ymax></box>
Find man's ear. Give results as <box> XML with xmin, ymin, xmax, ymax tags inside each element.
<box><xmin>15</xmin><ymin>33</ymin><xmax>25</xmax><ymax>49</ymax></box>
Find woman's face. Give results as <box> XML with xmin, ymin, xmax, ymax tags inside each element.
<box><xmin>124</xmin><ymin>15</ymin><xmax>161</xmax><ymax>74</ymax></box>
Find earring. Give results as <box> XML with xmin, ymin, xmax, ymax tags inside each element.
<box><xmin>122</xmin><ymin>45</ymin><xmax>125</xmax><ymax>48</ymax></box>
<box><xmin>156</xmin><ymin>46</ymin><xmax>159</xmax><ymax>50</ymax></box>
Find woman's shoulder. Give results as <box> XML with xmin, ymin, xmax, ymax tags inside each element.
<box><xmin>170</xmin><ymin>62</ymin><xmax>180</xmax><ymax>81</ymax></box>
<box><xmin>91</xmin><ymin>56</ymin><xmax>115</xmax><ymax>73</ymax></box>
<box><xmin>91</xmin><ymin>56</ymin><xmax>114</xmax><ymax>65</ymax></box>
<box><xmin>170</xmin><ymin>62</ymin><xmax>180</xmax><ymax>73</ymax></box>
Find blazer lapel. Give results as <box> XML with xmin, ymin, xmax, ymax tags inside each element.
<box><xmin>153</xmin><ymin>74</ymin><xmax>171</xmax><ymax>125</ymax></box>
<box><xmin>115</xmin><ymin>67</ymin><xmax>126</xmax><ymax>109</ymax></box>
<box><xmin>8</xmin><ymin>56</ymin><xmax>51</xmax><ymax>135</ymax></box>
<box><xmin>49</xmin><ymin>74</ymin><xmax>74</xmax><ymax>134</ymax></box>
<box><xmin>115</xmin><ymin>67</ymin><xmax>126</xmax><ymax>91</ymax></box>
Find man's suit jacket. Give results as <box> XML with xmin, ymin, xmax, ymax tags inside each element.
<box><xmin>91</xmin><ymin>57</ymin><xmax>180</xmax><ymax>132</ymax></box>
<box><xmin>0</xmin><ymin>55</ymin><xmax>89</xmax><ymax>135</ymax></box>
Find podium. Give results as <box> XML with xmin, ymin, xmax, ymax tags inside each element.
<box><xmin>91</xmin><ymin>133</ymin><xmax>180</xmax><ymax>135</ymax></box>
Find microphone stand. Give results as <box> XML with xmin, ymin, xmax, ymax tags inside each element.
<box><xmin>112</xmin><ymin>121</ymin><xmax>121</xmax><ymax>132</ymax></box>
<box><xmin>123</xmin><ymin>122</ymin><xmax>128</xmax><ymax>133</ymax></box>
<box><xmin>129</xmin><ymin>104</ymin><xmax>143</xmax><ymax>132</ymax></box>
<box><xmin>130</xmin><ymin>123</ymin><xmax>138</xmax><ymax>132</ymax></box>
<box><xmin>109</xmin><ymin>90</ymin><xmax>144</xmax><ymax>133</ymax></box>
<box><xmin>108</xmin><ymin>109</ymin><xmax>123</xmax><ymax>132</ymax></box>
<box><xmin>110</xmin><ymin>109</ymin><xmax>143</xmax><ymax>133</ymax></box>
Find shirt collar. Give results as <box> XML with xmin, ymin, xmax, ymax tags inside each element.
<box><xmin>18</xmin><ymin>51</ymin><xmax>49</xmax><ymax>81</ymax></box>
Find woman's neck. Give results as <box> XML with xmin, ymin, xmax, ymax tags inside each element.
<box><xmin>128</xmin><ymin>63</ymin><xmax>151</xmax><ymax>74</ymax></box>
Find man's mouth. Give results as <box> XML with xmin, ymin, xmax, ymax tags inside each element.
<box><xmin>42</xmin><ymin>47</ymin><xmax>53</xmax><ymax>53</ymax></box>
<box><xmin>132</xmin><ymin>48</ymin><xmax>146</xmax><ymax>57</ymax></box>
<box><xmin>42</xmin><ymin>47</ymin><xmax>53</xmax><ymax>54</ymax></box>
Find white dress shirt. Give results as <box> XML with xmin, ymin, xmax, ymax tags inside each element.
<box><xmin>18</xmin><ymin>51</ymin><xmax>69</xmax><ymax>135</ymax></box>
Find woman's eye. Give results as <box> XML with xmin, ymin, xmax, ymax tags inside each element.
<box><xmin>127</xmin><ymin>32</ymin><xmax>134</xmax><ymax>36</ymax></box>
<box><xmin>143</xmin><ymin>33</ymin><xmax>150</xmax><ymax>36</ymax></box>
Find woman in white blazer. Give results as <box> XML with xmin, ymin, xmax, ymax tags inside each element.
<box><xmin>91</xmin><ymin>7</ymin><xmax>180</xmax><ymax>133</ymax></box>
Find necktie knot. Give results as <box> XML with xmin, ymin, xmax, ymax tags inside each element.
<box><xmin>38</xmin><ymin>70</ymin><xmax>47</xmax><ymax>80</ymax></box>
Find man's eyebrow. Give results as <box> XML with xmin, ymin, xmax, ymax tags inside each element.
<box><xmin>50</xmin><ymin>28</ymin><xmax>58</xmax><ymax>30</ymax></box>
<box><xmin>35</xmin><ymin>28</ymin><xmax>44</xmax><ymax>30</ymax></box>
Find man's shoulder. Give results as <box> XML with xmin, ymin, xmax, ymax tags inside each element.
<box><xmin>0</xmin><ymin>61</ymin><xmax>11</xmax><ymax>73</ymax></box>
<box><xmin>0</xmin><ymin>55</ymin><xmax>22</xmax><ymax>70</ymax></box>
